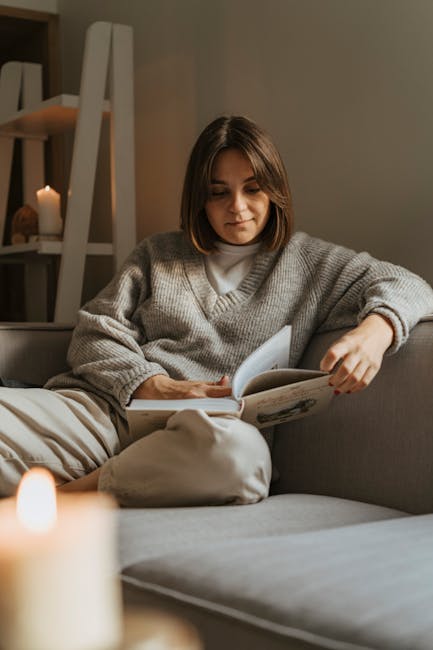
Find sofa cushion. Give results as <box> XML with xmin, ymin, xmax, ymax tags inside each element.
<box><xmin>122</xmin><ymin>513</ymin><xmax>433</xmax><ymax>650</ymax></box>
<box><xmin>117</xmin><ymin>493</ymin><xmax>406</xmax><ymax>570</ymax></box>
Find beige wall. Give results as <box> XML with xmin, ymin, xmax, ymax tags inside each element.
<box><xmin>58</xmin><ymin>0</ymin><xmax>433</xmax><ymax>301</ymax></box>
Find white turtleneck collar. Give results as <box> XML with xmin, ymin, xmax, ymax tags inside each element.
<box><xmin>204</xmin><ymin>241</ymin><xmax>261</xmax><ymax>295</ymax></box>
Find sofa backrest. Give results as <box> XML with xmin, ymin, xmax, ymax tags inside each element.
<box><xmin>272</xmin><ymin>319</ymin><xmax>433</xmax><ymax>514</ymax></box>
<box><xmin>0</xmin><ymin>323</ymin><xmax>73</xmax><ymax>385</ymax></box>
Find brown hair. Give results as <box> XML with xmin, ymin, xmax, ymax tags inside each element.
<box><xmin>180</xmin><ymin>115</ymin><xmax>294</xmax><ymax>253</ymax></box>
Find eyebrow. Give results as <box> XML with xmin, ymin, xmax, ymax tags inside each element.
<box><xmin>210</xmin><ymin>176</ymin><xmax>257</xmax><ymax>185</ymax></box>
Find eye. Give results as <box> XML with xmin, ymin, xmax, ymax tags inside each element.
<box><xmin>245</xmin><ymin>186</ymin><xmax>261</xmax><ymax>194</ymax></box>
<box><xmin>209</xmin><ymin>188</ymin><xmax>228</xmax><ymax>198</ymax></box>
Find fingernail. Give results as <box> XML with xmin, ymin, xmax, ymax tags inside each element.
<box><xmin>334</xmin><ymin>390</ymin><xmax>340</xmax><ymax>396</ymax></box>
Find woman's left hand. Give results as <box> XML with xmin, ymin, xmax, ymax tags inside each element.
<box><xmin>319</xmin><ymin>314</ymin><xmax>394</xmax><ymax>394</ymax></box>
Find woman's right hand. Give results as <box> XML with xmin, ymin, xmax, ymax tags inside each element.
<box><xmin>131</xmin><ymin>374</ymin><xmax>232</xmax><ymax>400</ymax></box>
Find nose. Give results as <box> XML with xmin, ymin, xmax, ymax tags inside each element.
<box><xmin>228</xmin><ymin>191</ymin><xmax>247</xmax><ymax>215</ymax></box>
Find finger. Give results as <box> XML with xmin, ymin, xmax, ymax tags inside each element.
<box><xmin>205</xmin><ymin>385</ymin><xmax>233</xmax><ymax>398</ymax></box>
<box><xmin>334</xmin><ymin>360</ymin><xmax>369</xmax><ymax>393</ymax></box>
<box><xmin>320</xmin><ymin>340</ymin><xmax>351</xmax><ymax>373</ymax></box>
<box><xmin>205</xmin><ymin>376</ymin><xmax>231</xmax><ymax>388</ymax></box>
<box><xmin>349</xmin><ymin>364</ymin><xmax>380</xmax><ymax>393</ymax></box>
<box><xmin>174</xmin><ymin>381</ymin><xmax>214</xmax><ymax>398</ymax></box>
<box><xmin>206</xmin><ymin>376</ymin><xmax>230</xmax><ymax>386</ymax></box>
<box><xmin>206</xmin><ymin>375</ymin><xmax>230</xmax><ymax>386</ymax></box>
<box><xmin>328</xmin><ymin>353</ymin><xmax>359</xmax><ymax>388</ymax></box>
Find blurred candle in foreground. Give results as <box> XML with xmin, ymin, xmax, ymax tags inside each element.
<box><xmin>36</xmin><ymin>185</ymin><xmax>62</xmax><ymax>236</ymax></box>
<box><xmin>0</xmin><ymin>468</ymin><xmax>121</xmax><ymax>650</ymax></box>
<box><xmin>16</xmin><ymin>468</ymin><xmax>57</xmax><ymax>532</ymax></box>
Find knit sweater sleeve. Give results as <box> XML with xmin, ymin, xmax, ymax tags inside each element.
<box><xmin>63</xmin><ymin>241</ymin><xmax>168</xmax><ymax>408</ymax></box>
<box><xmin>298</xmin><ymin>234</ymin><xmax>433</xmax><ymax>353</ymax></box>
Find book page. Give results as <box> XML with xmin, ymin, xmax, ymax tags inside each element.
<box><xmin>128</xmin><ymin>398</ymin><xmax>239</xmax><ymax>412</ymax></box>
<box><xmin>126</xmin><ymin>398</ymin><xmax>241</xmax><ymax>438</ymax></box>
<box><xmin>231</xmin><ymin>325</ymin><xmax>292</xmax><ymax>399</ymax></box>
<box><xmin>240</xmin><ymin>368</ymin><xmax>327</xmax><ymax>396</ymax></box>
<box><xmin>241</xmin><ymin>375</ymin><xmax>333</xmax><ymax>428</ymax></box>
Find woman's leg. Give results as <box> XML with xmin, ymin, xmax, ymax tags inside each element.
<box><xmin>97</xmin><ymin>409</ymin><xmax>272</xmax><ymax>507</ymax></box>
<box><xmin>0</xmin><ymin>388</ymin><xmax>120</xmax><ymax>496</ymax></box>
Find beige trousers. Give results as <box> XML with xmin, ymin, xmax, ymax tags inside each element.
<box><xmin>0</xmin><ymin>388</ymin><xmax>272</xmax><ymax>506</ymax></box>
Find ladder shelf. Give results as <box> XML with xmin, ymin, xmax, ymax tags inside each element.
<box><xmin>0</xmin><ymin>21</ymin><xmax>136</xmax><ymax>323</ymax></box>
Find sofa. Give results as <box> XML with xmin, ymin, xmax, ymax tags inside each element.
<box><xmin>1</xmin><ymin>318</ymin><xmax>433</xmax><ymax>650</ymax></box>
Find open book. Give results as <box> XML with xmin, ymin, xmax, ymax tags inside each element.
<box><xmin>126</xmin><ymin>326</ymin><xmax>334</xmax><ymax>437</ymax></box>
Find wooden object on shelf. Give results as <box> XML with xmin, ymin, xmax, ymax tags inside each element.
<box><xmin>0</xmin><ymin>21</ymin><xmax>136</xmax><ymax>323</ymax></box>
<box><xmin>11</xmin><ymin>204</ymin><xmax>38</xmax><ymax>243</ymax></box>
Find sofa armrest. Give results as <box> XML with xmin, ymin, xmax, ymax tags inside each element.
<box><xmin>272</xmin><ymin>320</ymin><xmax>433</xmax><ymax>514</ymax></box>
<box><xmin>0</xmin><ymin>323</ymin><xmax>73</xmax><ymax>385</ymax></box>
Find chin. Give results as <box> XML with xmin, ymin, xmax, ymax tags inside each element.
<box><xmin>223</xmin><ymin>230</ymin><xmax>257</xmax><ymax>246</ymax></box>
<box><xmin>227</xmin><ymin>236</ymin><xmax>256</xmax><ymax>246</ymax></box>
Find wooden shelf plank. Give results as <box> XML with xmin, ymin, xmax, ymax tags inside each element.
<box><xmin>0</xmin><ymin>241</ymin><xmax>113</xmax><ymax>256</ymax></box>
<box><xmin>0</xmin><ymin>94</ymin><xmax>111</xmax><ymax>137</ymax></box>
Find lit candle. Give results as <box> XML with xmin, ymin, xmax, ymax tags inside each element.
<box><xmin>36</xmin><ymin>185</ymin><xmax>62</xmax><ymax>236</ymax></box>
<box><xmin>0</xmin><ymin>469</ymin><xmax>122</xmax><ymax>650</ymax></box>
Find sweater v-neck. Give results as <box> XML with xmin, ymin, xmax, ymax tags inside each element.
<box><xmin>183</xmin><ymin>243</ymin><xmax>279</xmax><ymax>317</ymax></box>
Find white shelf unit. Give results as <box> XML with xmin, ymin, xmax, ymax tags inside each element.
<box><xmin>0</xmin><ymin>94</ymin><xmax>113</xmax><ymax>274</ymax></box>
<box><xmin>0</xmin><ymin>94</ymin><xmax>111</xmax><ymax>138</ymax></box>
<box><xmin>0</xmin><ymin>22</ymin><xmax>136</xmax><ymax>323</ymax></box>
<box><xmin>0</xmin><ymin>241</ymin><xmax>113</xmax><ymax>256</ymax></box>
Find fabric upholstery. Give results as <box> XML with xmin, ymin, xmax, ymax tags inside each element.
<box><xmin>122</xmin><ymin>513</ymin><xmax>433</xmax><ymax>650</ymax></box>
<box><xmin>0</xmin><ymin>323</ymin><xmax>72</xmax><ymax>385</ymax></box>
<box><xmin>272</xmin><ymin>320</ymin><xmax>433</xmax><ymax>513</ymax></box>
<box><xmin>117</xmin><ymin>493</ymin><xmax>406</xmax><ymax>570</ymax></box>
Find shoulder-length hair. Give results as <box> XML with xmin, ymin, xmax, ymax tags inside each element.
<box><xmin>180</xmin><ymin>115</ymin><xmax>294</xmax><ymax>254</ymax></box>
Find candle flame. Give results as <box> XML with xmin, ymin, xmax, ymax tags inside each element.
<box><xmin>44</xmin><ymin>185</ymin><xmax>51</xmax><ymax>191</ymax></box>
<box><xmin>16</xmin><ymin>468</ymin><xmax>57</xmax><ymax>533</ymax></box>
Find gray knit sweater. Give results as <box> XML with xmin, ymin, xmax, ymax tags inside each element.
<box><xmin>46</xmin><ymin>231</ymin><xmax>433</xmax><ymax>416</ymax></box>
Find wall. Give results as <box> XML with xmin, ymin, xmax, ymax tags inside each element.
<box><xmin>57</xmin><ymin>0</ymin><xmax>201</xmax><ymax>300</ymax></box>
<box><xmin>0</xmin><ymin>0</ymin><xmax>58</xmax><ymax>13</ymax></box>
<box><xmin>58</xmin><ymin>0</ymin><xmax>433</xmax><ymax>298</ymax></box>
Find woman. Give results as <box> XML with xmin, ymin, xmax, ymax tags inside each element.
<box><xmin>1</xmin><ymin>116</ymin><xmax>432</xmax><ymax>505</ymax></box>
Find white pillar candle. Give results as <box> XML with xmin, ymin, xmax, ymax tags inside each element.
<box><xmin>36</xmin><ymin>185</ymin><xmax>62</xmax><ymax>236</ymax></box>
<box><xmin>0</xmin><ymin>469</ymin><xmax>122</xmax><ymax>650</ymax></box>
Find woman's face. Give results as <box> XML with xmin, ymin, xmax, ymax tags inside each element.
<box><xmin>204</xmin><ymin>148</ymin><xmax>271</xmax><ymax>246</ymax></box>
